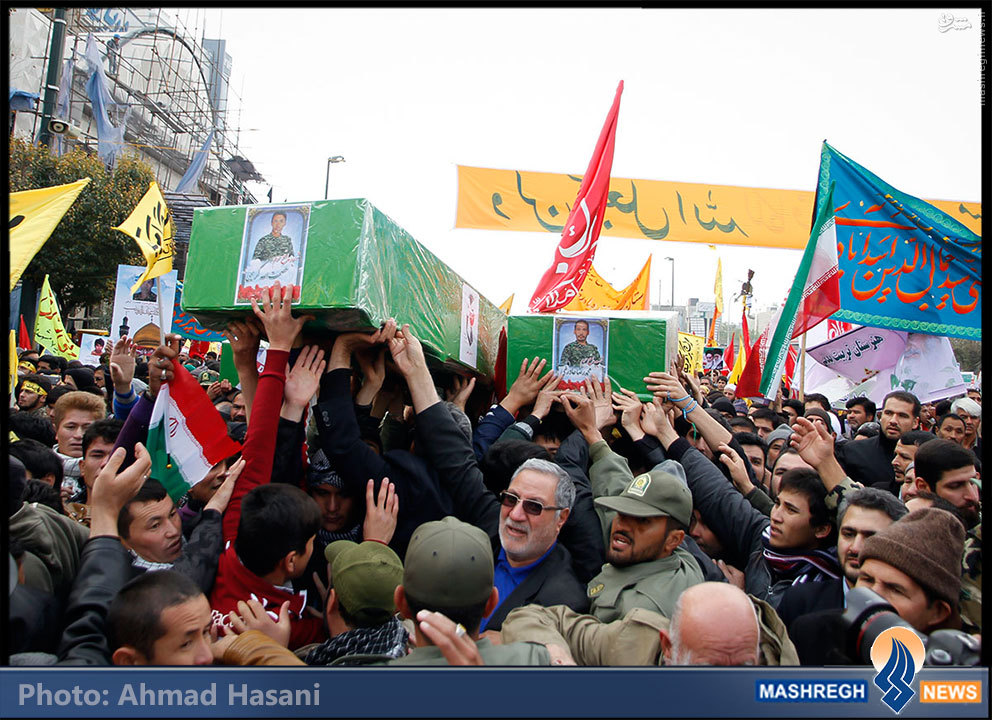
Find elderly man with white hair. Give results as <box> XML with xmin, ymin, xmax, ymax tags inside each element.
<box><xmin>951</xmin><ymin>396</ymin><xmax>981</xmax><ymax>454</ymax></box>
<box><xmin>498</xmin><ymin>581</ymin><xmax>798</xmax><ymax>666</ymax></box>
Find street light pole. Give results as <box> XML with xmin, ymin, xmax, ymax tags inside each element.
<box><xmin>665</xmin><ymin>256</ymin><xmax>675</xmax><ymax>307</ymax></box>
<box><xmin>324</xmin><ymin>155</ymin><xmax>345</xmax><ymax>199</ymax></box>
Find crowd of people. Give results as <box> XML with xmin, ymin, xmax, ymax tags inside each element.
<box><xmin>8</xmin><ymin>282</ymin><xmax>982</xmax><ymax>668</ymax></box>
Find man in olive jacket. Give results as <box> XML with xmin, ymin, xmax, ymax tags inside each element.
<box><xmin>501</xmin><ymin>581</ymin><xmax>799</xmax><ymax>666</ymax></box>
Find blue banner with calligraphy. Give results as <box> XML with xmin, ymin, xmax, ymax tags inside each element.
<box><xmin>172</xmin><ymin>281</ymin><xmax>226</xmax><ymax>342</ymax></box>
<box><xmin>815</xmin><ymin>142</ymin><xmax>981</xmax><ymax>340</ymax></box>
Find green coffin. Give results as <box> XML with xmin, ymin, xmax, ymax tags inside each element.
<box><xmin>506</xmin><ymin>312</ymin><xmax>678</xmax><ymax>400</ymax></box>
<box><xmin>182</xmin><ymin>199</ymin><xmax>505</xmax><ymax>376</ymax></box>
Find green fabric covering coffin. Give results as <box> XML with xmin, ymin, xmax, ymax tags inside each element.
<box><xmin>182</xmin><ymin>199</ymin><xmax>505</xmax><ymax>376</ymax></box>
<box><xmin>506</xmin><ymin>312</ymin><xmax>678</xmax><ymax>401</ymax></box>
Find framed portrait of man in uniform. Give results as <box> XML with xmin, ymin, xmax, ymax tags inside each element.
<box><xmin>552</xmin><ymin>317</ymin><xmax>608</xmax><ymax>391</ymax></box>
<box><xmin>235</xmin><ymin>204</ymin><xmax>310</xmax><ymax>305</ymax></box>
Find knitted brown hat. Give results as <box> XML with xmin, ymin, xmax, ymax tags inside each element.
<box><xmin>860</xmin><ymin>507</ymin><xmax>964</xmax><ymax>604</ymax></box>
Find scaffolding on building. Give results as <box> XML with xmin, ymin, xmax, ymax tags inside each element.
<box><xmin>10</xmin><ymin>7</ymin><xmax>266</xmax><ymax>332</ymax></box>
<box><xmin>25</xmin><ymin>7</ymin><xmax>262</xmax><ymax>207</ymax></box>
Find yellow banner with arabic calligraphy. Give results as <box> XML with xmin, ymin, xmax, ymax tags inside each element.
<box><xmin>455</xmin><ymin>166</ymin><xmax>981</xmax><ymax>249</ymax></box>
<box><xmin>677</xmin><ymin>332</ymin><xmax>705</xmax><ymax>375</ymax></box>
<box><xmin>34</xmin><ymin>274</ymin><xmax>79</xmax><ymax>360</ymax></box>
<box><xmin>563</xmin><ymin>257</ymin><xmax>650</xmax><ymax>311</ymax></box>
<box><xmin>113</xmin><ymin>181</ymin><xmax>176</xmax><ymax>293</ymax></box>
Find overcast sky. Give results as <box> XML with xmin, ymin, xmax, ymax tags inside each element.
<box><xmin>191</xmin><ymin>7</ymin><xmax>982</xmax><ymax>314</ymax></box>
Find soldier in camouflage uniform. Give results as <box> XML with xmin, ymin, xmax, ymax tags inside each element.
<box><xmin>559</xmin><ymin>320</ymin><xmax>602</xmax><ymax>370</ymax></box>
<box><xmin>252</xmin><ymin>211</ymin><xmax>294</xmax><ymax>261</ymax></box>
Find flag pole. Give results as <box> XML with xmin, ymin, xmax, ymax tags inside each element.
<box><xmin>157</xmin><ymin>276</ymin><xmax>166</xmax><ymax>346</ymax></box>
<box><xmin>798</xmin><ymin>331</ymin><xmax>808</xmax><ymax>402</ymax></box>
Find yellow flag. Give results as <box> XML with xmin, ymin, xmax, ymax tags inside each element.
<box><xmin>713</xmin><ymin>257</ymin><xmax>724</xmax><ymax>315</ymax></box>
<box><xmin>9</xmin><ymin>178</ymin><xmax>91</xmax><ymax>291</ymax></box>
<box><xmin>34</xmin><ymin>274</ymin><xmax>79</xmax><ymax>359</ymax></box>
<box><xmin>727</xmin><ymin>333</ymin><xmax>747</xmax><ymax>385</ymax></box>
<box><xmin>677</xmin><ymin>332</ymin><xmax>705</xmax><ymax>374</ymax></box>
<box><xmin>113</xmin><ymin>181</ymin><xmax>175</xmax><ymax>293</ymax></box>
<box><xmin>707</xmin><ymin>257</ymin><xmax>723</xmax><ymax>345</ymax></box>
<box><xmin>563</xmin><ymin>257</ymin><xmax>651</xmax><ymax>311</ymax></box>
<box><xmin>9</xmin><ymin>330</ymin><xmax>18</xmax><ymax>395</ymax></box>
<box><xmin>499</xmin><ymin>294</ymin><xmax>514</xmax><ymax>314</ymax></box>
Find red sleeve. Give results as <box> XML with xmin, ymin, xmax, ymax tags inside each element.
<box><xmin>289</xmin><ymin>616</ymin><xmax>327</xmax><ymax>650</ymax></box>
<box><xmin>222</xmin><ymin>349</ymin><xmax>290</xmax><ymax>542</ymax></box>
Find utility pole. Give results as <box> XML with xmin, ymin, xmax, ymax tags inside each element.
<box><xmin>37</xmin><ymin>8</ymin><xmax>68</xmax><ymax>150</ymax></box>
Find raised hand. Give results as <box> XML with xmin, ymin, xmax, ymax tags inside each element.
<box><xmin>205</xmin><ymin>381</ymin><xmax>224</xmax><ymax>401</ymax></box>
<box><xmin>641</xmin><ymin>397</ymin><xmax>679</xmax><ymax>447</ymax></box>
<box><xmin>362</xmin><ymin>478</ymin><xmax>399</xmax><ymax>545</ymax></box>
<box><xmin>387</xmin><ymin>323</ymin><xmax>428</xmax><ymax>378</ymax></box>
<box><xmin>283</xmin><ymin>345</ymin><xmax>326</xmax><ymax>415</ymax></box>
<box><xmin>643</xmin><ymin>371</ymin><xmax>693</xmax><ymax>410</ymax></box>
<box><xmin>227</xmin><ymin>598</ymin><xmax>291</xmax><ymax>648</ymax></box>
<box><xmin>502</xmin><ymin>357</ymin><xmax>553</xmax><ymax>416</ymax></box>
<box><xmin>531</xmin><ymin>372</ymin><xmax>562</xmax><ymax>420</ymax></box>
<box><xmin>250</xmin><ymin>282</ymin><xmax>313</xmax><ymax>352</ymax></box>
<box><xmin>716</xmin><ymin>442</ymin><xmax>754</xmax><ymax>495</ymax></box>
<box><xmin>330</xmin><ymin>318</ymin><xmax>397</xmax><ymax>372</ymax></box>
<box><xmin>147</xmin><ymin>334</ymin><xmax>181</xmax><ymax>399</ymax></box>
<box><xmin>110</xmin><ymin>335</ymin><xmax>137</xmax><ymax>395</ymax></box>
<box><xmin>584</xmin><ymin>377</ymin><xmax>616</xmax><ymax>430</ymax></box>
<box><xmin>559</xmin><ymin>391</ymin><xmax>601</xmax><ymax>445</ymax></box>
<box><xmin>446</xmin><ymin>375</ymin><xmax>477</xmax><ymax>412</ymax></box>
<box><xmin>89</xmin><ymin>443</ymin><xmax>152</xmax><ymax>537</ymax></box>
<box><xmin>203</xmin><ymin>458</ymin><xmax>246</xmax><ymax>515</ymax></box>
<box><xmin>612</xmin><ymin>388</ymin><xmax>645</xmax><ymax>440</ymax></box>
<box><xmin>355</xmin><ymin>346</ymin><xmax>388</xmax><ymax>405</ymax></box>
<box><xmin>789</xmin><ymin>416</ymin><xmax>835</xmax><ymax>469</ymax></box>
<box><xmin>225</xmin><ymin>317</ymin><xmax>263</xmax><ymax>366</ymax></box>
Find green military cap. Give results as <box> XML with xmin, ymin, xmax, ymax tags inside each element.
<box><xmin>324</xmin><ymin>540</ymin><xmax>404</xmax><ymax>626</ymax></box>
<box><xmin>198</xmin><ymin>369</ymin><xmax>220</xmax><ymax>385</ymax></box>
<box><xmin>403</xmin><ymin>517</ymin><xmax>493</xmax><ymax>607</ymax></box>
<box><xmin>594</xmin><ymin>469</ymin><xmax>693</xmax><ymax>526</ymax></box>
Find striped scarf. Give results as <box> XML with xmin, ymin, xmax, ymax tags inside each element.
<box><xmin>317</xmin><ymin>523</ymin><xmax>361</xmax><ymax>547</ymax></box>
<box><xmin>305</xmin><ymin>616</ymin><xmax>409</xmax><ymax>666</ymax></box>
<box><xmin>761</xmin><ymin>525</ymin><xmax>840</xmax><ymax>587</ymax></box>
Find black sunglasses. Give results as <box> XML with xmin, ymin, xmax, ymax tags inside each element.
<box><xmin>499</xmin><ymin>491</ymin><xmax>565</xmax><ymax>516</ymax></box>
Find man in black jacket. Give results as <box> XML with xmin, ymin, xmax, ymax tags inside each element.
<box><xmin>836</xmin><ymin>390</ymin><xmax>920</xmax><ymax>495</ymax></box>
<box><xmin>777</xmin><ymin>486</ymin><xmax>907</xmax><ymax>629</ymax></box>
<box><xmin>387</xmin><ymin>322</ymin><xmax>589</xmax><ymax>631</ymax></box>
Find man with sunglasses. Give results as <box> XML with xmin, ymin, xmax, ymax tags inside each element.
<box><xmin>387</xmin><ymin>324</ymin><xmax>588</xmax><ymax>632</ymax></box>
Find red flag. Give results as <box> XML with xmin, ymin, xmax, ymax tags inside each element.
<box><xmin>721</xmin><ymin>332</ymin><xmax>735</xmax><ymax>376</ymax></box>
<box><xmin>18</xmin><ymin>315</ymin><xmax>32</xmax><ymax>350</ymax></box>
<box><xmin>529</xmin><ymin>82</ymin><xmax>624</xmax><ymax>312</ymax></box>
<box><xmin>783</xmin><ymin>343</ymin><xmax>799</xmax><ymax>391</ymax></box>
<box><xmin>827</xmin><ymin>318</ymin><xmax>854</xmax><ymax>339</ymax></box>
<box><xmin>741</xmin><ymin>307</ymin><xmax>752</xmax><ymax>355</ymax></box>
<box><xmin>189</xmin><ymin>339</ymin><xmax>210</xmax><ymax>359</ymax></box>
<box><xmin>493</xmin><ymin>327</ymin><xmax>508</xmax><ymax>401</ymax></box>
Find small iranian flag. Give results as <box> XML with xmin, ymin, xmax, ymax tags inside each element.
<box><xmin>147</xmin><ymin>359</ymin><xmax>242</xmax><ymax>502</ymax></box>
<box><xmin>736</xmin><ymin>183</ymin><xmax>840</xmax><ymax>399</ymax></box>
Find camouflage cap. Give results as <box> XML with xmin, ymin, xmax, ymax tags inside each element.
<box><xmin>594</xmin><ymin>469</ymin><xmax>693</xmax><ymax>526</ymax></box>
<box><xmin>325</xmin><ymin>540</ymin><xmax>403</xmax><ymax>626</ymax></box>
<box><xmin>402</xmin><ymin>516</ymin><xmax>493</xmax><ymax>607</ymax></box>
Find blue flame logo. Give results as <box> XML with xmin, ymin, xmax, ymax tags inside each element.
<box><xmin>873</xmin><ymin>637</ymin><xmax>917</xmax><ymax>713</ymax></box>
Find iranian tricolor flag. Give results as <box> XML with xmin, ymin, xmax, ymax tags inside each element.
<box><xmin>736</xmin><ymin>183</ymin><xmax>840</xmax><ymax>399</ymax></box>
<box><xmin>147</xmin><ymin>359</ymin><xmax>242</xmax><ymax>502</ymax></box>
